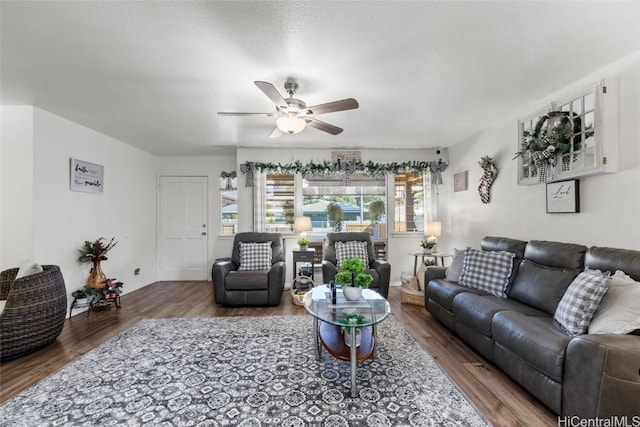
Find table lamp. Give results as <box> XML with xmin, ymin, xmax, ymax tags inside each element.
<box><xmin>294</xmin><ymin>216</ymin><xmax>312</xmax><ymax>249</ymax></box>
<box><xmin>425</xmin><ymin>221</ymin><xmax>442</xmax><ymax>252</ymax></box>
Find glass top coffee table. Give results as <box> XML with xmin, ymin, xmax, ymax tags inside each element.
<box><xmin>303</xmin><ymin>285</ymin><xmax>391</xmax><ymax>397</ymax></box>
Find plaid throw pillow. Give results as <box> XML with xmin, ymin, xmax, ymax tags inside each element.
<box><xmin>555</xmin><ymin>269</ymin><xmax>611</xmax><ymax>336</ymax></box>
<box><xmin>335</xmin><ymin>241</ymin><xmax>369</xmax><ymax>269</ymax></box>
<box><xmin>459</xmin><ymin>248</ymin><xmax>515</xmax><ymax>298</ymax></box>
<box><xmin>238</xmin><ymin>242</ymin><xmax>272</xmax><ymax>271</ymax></box>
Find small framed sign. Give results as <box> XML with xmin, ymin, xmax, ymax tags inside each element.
<box><xmin>453</xmin><ymin>170</ymin><xmax>468</xmax><ymax>192</ymax></box>
<box><xmin>70</xmin><ymin>158</ymin><xmax>104</xmax><ymax>193</ymax></box>
<box><xmin>546</xmin><ymin>179</ymin><xmax>579</xmax><ymax>213</ymax></box>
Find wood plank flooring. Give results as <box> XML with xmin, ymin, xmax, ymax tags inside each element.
<box><xmin>0</xmin><ymin>282</ymin><xmax>556</xmax><ymax>426</ymax></box>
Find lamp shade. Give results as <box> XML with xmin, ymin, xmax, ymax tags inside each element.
<box><xmin>425</xmin><ymin>221</ymin><xmax>442</xmax><ymax>237</ymax></box>
<box><xmin>294</xmin><ymin>216</ymin><xmax>312</xmax><ymax>233</ymax></box>
<box><xmin>276</xmin><ymin>115</ymin><xmax>307</xmax><ymax>134</ymax></box>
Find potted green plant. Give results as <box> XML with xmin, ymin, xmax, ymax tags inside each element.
<box><xmin>297</xmin><ymin>236</ymin><xmax>309</xmax><ymax>251</ymax></box>
<box><xmin>71</xmin><ymin>286</ymin><xmax>95</xmax><ymax>306</ymax></box>
<box><xmin>335</xmin><ymin>257</ymin><xmax>373</xmax><ymax>301</ymax></box>
<box><xmin>420</xmin><ymin>237</ymin><xmax>437</xmax><ymax>254</ymax></box>
<box><xmin>337</xmin><ymin>312</ymin><xmax>368</xmax><ymax>348</ymax></box>
<box><xmin>326</xmin><ymin>202</ymin><xmax>343</xmax><ymax>232</ymax></box>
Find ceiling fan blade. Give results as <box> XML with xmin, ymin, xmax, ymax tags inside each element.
<box><xmin>217</xmin><ymin>112</ymin><xmax>276</xmax><ymax>116</ymax></box>
<box><xmin>268</xmin><ymin>126</ymin><xmax>284</xmax><ymax>139</ymax></box>
<box><xmin>254</xmin><ymin>81</ymin><xmax>289</xmax><ymax>111</ymax></box>
<box><xmin>306</xmin><ymin>118</ymin><xmax>343</xmax><ymax>135</ymax></box>
<box><xmin>306</xmin><ymin>98</ymin><xmax>359</xmax><ymax>115</ymax></box>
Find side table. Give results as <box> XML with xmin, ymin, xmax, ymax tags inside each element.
<box><xmin>408</xmin><ymin>252</ymin><xmax>453</xmax><ymax>276</ymax></box>
<box><xmin>293</xmin><ymin>248</ymin><xmax>315</xmax><ymax>281</ymax></box>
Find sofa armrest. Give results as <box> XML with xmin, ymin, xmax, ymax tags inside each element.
<box><xmin>562</xmin><ymin>334</ymin><xmax>640</xmax><ymax>417</ymax></box>
<box><xmin>322</xmin><ymin>260</ymin><xmax>338</xmax><ymax>284</ymax></box>
<box><xmin>212</xmin><ymin>260</ymin><xmax>236</xmax><ymax>302</ymax></box>
<box><xmin>425</xmin><ymin>266</ymin><xmax>447</xmax><ymax>284</ymax></box>
<box><xmin>370</xmin><ymin>259</ymin><xmax>391</xmax><ymax>298</ymax></box>
<box><xmin>267</xmin><ymin>261</ymin><xmax>286</xmax><ymax>305</ymax></box>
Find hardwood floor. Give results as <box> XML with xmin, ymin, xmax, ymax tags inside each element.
<box><xmin>0</xmin><ymin>282</ymin><xmax>556</xmax><ymax>426</ymax></box>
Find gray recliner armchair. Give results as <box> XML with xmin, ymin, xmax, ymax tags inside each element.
<box><xmin>212</xmin><ymin>232</ymin><xmax>286</xmax><ymax>306</ymax></box>
<box><xmin>322</xmin><ymin>232</ymin><xmax>391</xmax><ymax>298</ymax></box>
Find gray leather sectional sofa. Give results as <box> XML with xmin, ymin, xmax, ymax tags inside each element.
<box><xmin>425</xmin><ymin>236</ymin><xmax>640</xmax><ymax>418</ymax></box>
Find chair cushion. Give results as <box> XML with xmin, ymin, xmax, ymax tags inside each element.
<box><xmin>492</xmin><ymin>311</ymin><xmax>572</xmax><ymax>383</ymax></box>
<box><xmin>554</xmin><ymin>269</ymin><xmax>611</xmax><ymax>335</ymax></box>
<box><xmin>225</xmin><ymin>271</ymin><xmax>269</xmax><ymax>290</ymax></box>
<box><xmin>459</xmin><ymin>249</ymin><xmax>515</xmax><ymax>298</ymax></box>
<box><xmin>15</xmin><ymin>262</ymin><xmax>43</xmax><ymax>279</ymax></box>
<box><xmin>238</xmin><ymin>242</ymin><xmax>272</xmax><ymax>271</ymax></box>
<box><xmin>426</xmin><ymin>279</ymin><xmax>485</xmax><ymax>312</ymax></box>
<box><xmin>589</xmin><ymin>270</ymin><xmax>640</xmax><ymax>335</ymax></box>
<box><xmin>335</xmin><ymin>241</ymin><xmax>369</xmax><ymax>269</ymax></box>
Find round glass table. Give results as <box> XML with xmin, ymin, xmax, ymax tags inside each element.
<box><xmin>303</xmin><ymin>284</ymin><xmax>391</xmax><ymax>396</ymax></box>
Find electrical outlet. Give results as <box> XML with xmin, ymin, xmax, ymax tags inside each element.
<box><xmin>134</xmin><ymin>268</ymin><xmax>140</xmax><ymax>276</ymax></box>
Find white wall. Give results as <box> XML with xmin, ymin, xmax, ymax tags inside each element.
<box><xmin>0</xmin><ymin>106</ymin><xmax>35</xmax><ymax>267</ymax></box>
<box><xmin>155</xmin><ymin>154</ymin><xmax>238</xmax><ymax>278</ymax></box>
<box><xmin>440</xmin><ymin>52</ymin><xmax>640</xmax><ymax>253</ymax></box>
<box><xmin>236</xmin><ymin>147</ymin><xmax>444</xmax><ymax>284</ymax></box>
<box><xmin>0</xmin><ymin>107</ymin><xmax>157</xmax><ymax>316</ymax></box>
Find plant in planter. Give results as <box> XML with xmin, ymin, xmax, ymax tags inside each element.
<box><xmin>335</xmin><ymin>257</ymin><xmax>373</xmax><ymax>301</ymax></box>
<box><xmin>71</xmin><ymin>286</ymin><xmax>96</xmax><ymax>305</ymax></box>
<box><xmin>337</xmin><ymin>312</ymin><xmax>368</xmax><ymax>348</ymax></box>
<box><xmin>326</xmin><ymin>202</ymin><xmax>343</xmax><ymax>232</ymax></box>
<box><xmin>420</xmin><ymin>237</ymin><xmax>437</xmax><ymax>253</ymax></box>
<box><xmin>78</xmin><ymin>237</ymin><xmax>117</xmax><ymax>289</ymax></box>
<box><xmin>297</xmin><ymin>236</ymin><xmax>309</xmax><ymax>250</ymax></box>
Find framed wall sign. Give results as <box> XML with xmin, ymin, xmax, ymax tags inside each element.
<box><xmin>453</xmin><ymin>170</ymin><xmax>468</xmax><ymax>192</ymax></box>
<box><xmin>546</xmin><ymin>179</ymin><xmax>579</xmax><ymax>213</ymax></box>
<box><xmin>70</xmin><ymin>158</ymin><xmax>104</xmax><ymax>193</ymax></box>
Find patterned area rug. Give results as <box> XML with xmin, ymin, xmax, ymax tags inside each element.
<box><xmin>0</xmin><ymin>315</ymin><xmax>490</xmax><ymax>426</ymax></box>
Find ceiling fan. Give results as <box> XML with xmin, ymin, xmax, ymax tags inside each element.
<box><xmin>218</xmin><ymin>81</ymin><xmax>359</xmax><ymax>138</ymax></box>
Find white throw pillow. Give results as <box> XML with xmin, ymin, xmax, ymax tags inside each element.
<box><xmin>238</xmin><ymin>242</ymin><xmax>272</xmax><ymax>271</ymax></box>
<box><xmin>335</xmin><ymin>241</ymin><xmax>369</xmax><ymax>269</ymax></box>
<box><xmin>15</xmin><ymin>262</ymin><xmax>43</xmax><ymax>279</ymax></box>
<box><xmin>588</xmin><ymin>270</ymin><xmax>640</xmax><ymax>335</ymax></box>
<box><xmin>554</xmin><ymin>269</ymin><xmax>610</xmax><ymax>336</ymax></box>
<box><xmin>445</xmin><ymin>248</ymin><xmax>465</xmax><ymax>282</ymax></box>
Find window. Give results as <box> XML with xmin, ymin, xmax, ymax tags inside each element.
<box><xmin>220</xmin><ymin>174</ymin><xmax>238</xmax><ymax>235</ymax></box>
<box><xmin>265</xmin><ymin>174</ymin><xmax>295</xmax><ymax>233</ymax></box>
<box><xmin>302</xmin><ymin>173</ymin><xmax>386</xmax><ymax>238</ymax></box>
<box><xmin>394</xmin><ymin>172</ymin><xmax>429</xmax><ymax>232</ymax></box>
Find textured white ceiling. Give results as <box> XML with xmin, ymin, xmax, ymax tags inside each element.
<box><xmin>1</xmin><ymin>1</ymin><xmax>639</xmax><ymax>155</ymax></box>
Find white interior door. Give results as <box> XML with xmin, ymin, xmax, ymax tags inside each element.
<box><xmin>158</xmin><ymin>176</ymin><xmax>208</xmax><ymax>280</ymax></box>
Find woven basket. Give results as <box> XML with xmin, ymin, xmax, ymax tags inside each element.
<box><xmin>291</xmin><ymin>276</ymin><xmax>314</xmax><ymax>306</ymax></box>
<box><xmin>400</xmin><ymin>287</ymin><xmax>425</xmax><ymax>306</ymax></box>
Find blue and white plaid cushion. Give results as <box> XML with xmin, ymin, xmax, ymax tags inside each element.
<box><xmin>335</xmin><ymin>241</ymin><xmax>369</xmax><ymax>269</ymax></box>
<box><xmin>459</xmin><ymin>248</ymin><xmax>515</xmax><ymax>298</ymax></box>
<box><xmin>554</xmin><ymin>268</ymin><xmax>611</xmax><ymax>336</ymax></box>
<box><xmin>238</xmin><ymin>242</ymin><xmax>272</xmax><ymax>271</ymax></box>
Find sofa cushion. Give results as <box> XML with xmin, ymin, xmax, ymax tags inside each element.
<box><xmin>426</xmin><ymin>279</ymin><xmax>485</xmax><ymax>312</ymax></box>
<box><xmin>452</xmin><ymin>293</ymin><xmax>547</xmax><ymax>336</ymax></box>
<box><xmin>508</xmin><ymin>260</ymin><xmax>580</xmax><ymax>315</ymax></box>
<box><xmin>585</xmin><ymin>246</ymin><xmax>640</xmax><ymax>282</ymax></box>
<box><xmin>225</xmin><ymin>270</ymin><xmax>269</xmax><ymax>290</ymax></box>
<box><xmin>335</xmin><ymin>240</ymin><xmax>369</xmax><ymax>269</ymax></box>
<box><xmin>589</xmin><ymin>270</ymin><xmax>640</xmax><ymax>335</ymax></box>
<box><xmin>445</xmin><ymin>248</ymin><xmax>465</xmax><ymax>282</ymax></box>
<box><xmin>523</xmin><ymin>240</ymin><xmax>586</xmax><ymax>270</ymax></box>
<box><xmin>554</xmin><ymin>269</ymin><xmax>611</xmax><ymax>335</ymax></box>
<box><xmin>238</xmin><ymin>242</ymin><xmax>272</xmax><ymax>271</ymax></box>
<box><xmin>459</xmin><ymin>249</ymin><xmax>515</xmax><ymax>297</ymax></box>
<box><xmin>492</xmin><ymin>311</ymin><xmax>572</xmax><ymax>383</ymax></box>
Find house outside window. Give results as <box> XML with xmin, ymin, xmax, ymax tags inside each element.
<box><xmin>220</xmin><ymin>175</ymin><xmax>238</xmax><ymax>235</ymax></box>
<box><xmin>264</xmin><ymin>173</ymin><xmax>295</xmax><ymax>233</ymax></box>
<box><xmin>394</xmin><ymin>172</ymin><xmax>430</xmax><ymax>232</ymax></box>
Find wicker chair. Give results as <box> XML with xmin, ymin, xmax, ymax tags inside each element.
<box><xmin>0</xmin><ymin>265</ymin><xmax>67</xmax><ymax>360</ymax></box>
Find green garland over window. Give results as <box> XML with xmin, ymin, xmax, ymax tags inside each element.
<box><xmin>239</xmin><ymin>159</ymin><xmax>448</xmax><ymax>187</ymax></box>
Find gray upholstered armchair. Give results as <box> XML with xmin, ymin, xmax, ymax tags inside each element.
<box><xmin>212</xmin><ymin>232</ymin><xmax>286</xmax><ymax>306</ymax></box>
<box><xmin>1</xmin><ymin>265</ymin><xmax>67</xmax><ymax>360</ymax></box>
<box><xmin>322</xmin><ymin>232</ymin><xmax>391</xmax><ymax>298</ymax></box>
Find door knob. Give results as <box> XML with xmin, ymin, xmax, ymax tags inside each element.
<box><xmin>202</xmin><ymin>232</ymin><xmax>207</xmax><ymax>236</ymax></box>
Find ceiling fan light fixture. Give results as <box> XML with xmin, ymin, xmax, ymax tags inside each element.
<box><xmin>276</xmin><ymin>114</ymin><xmax>307</xmax><ymax>134</ymax></box>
